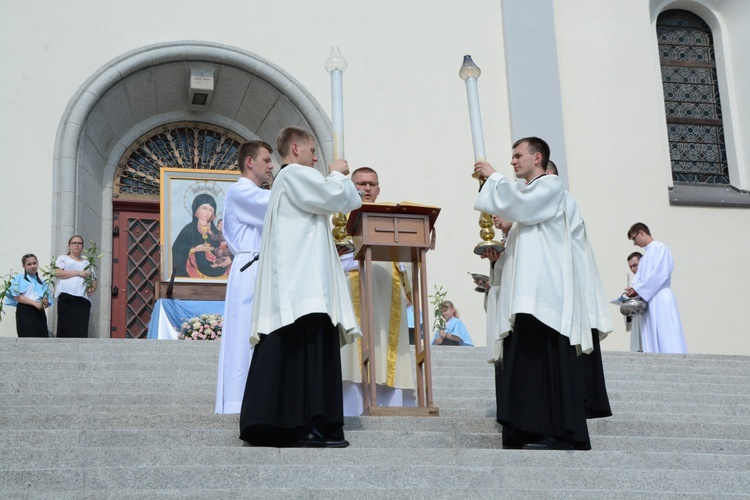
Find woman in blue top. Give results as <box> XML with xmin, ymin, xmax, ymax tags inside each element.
<box><xmin>432</xmin><ymin>301</ymin><xmax>474</xmax><ymax>346</ymax></box>
<box><xmin>5</xmin><ymin>254</ymin><xmax>53</xmax><ymax>337</ymax></box>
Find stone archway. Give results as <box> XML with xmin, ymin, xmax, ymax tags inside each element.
<box><xmin>52</xmin><ymin>41</ymin><xmax>333</xmax><ymax>337</ymax></box>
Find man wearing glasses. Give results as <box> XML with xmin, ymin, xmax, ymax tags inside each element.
<box><xmin>625</xmin><ymin>223</ymin><xmax>687</xmax><ymax>353</ymax></box>
<box><xmin>340</xmin><ymin>167</ymin><xmax>417</xmax><ymax>416</ymax></box>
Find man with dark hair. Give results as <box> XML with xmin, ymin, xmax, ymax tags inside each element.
<box><xmin>627</xmin><ymin>251</ymin><xmax>642</xmax><ymax>275</ymax></box>
<box><xmin>239</xmin><ymin>127</ymin><xmax>362</xmax><ymax>447</ymax></box>
<box><xmin>625</xmin><ymin>223</ymin><xmax>687</xmax><ymax>353</ymax></box>
<box><xmin>545</xmin><ymin>159</ymin><xmax>559</xmax><ymax>176</ymax></box>
<box><xmin>625</xmin><ymin>251</ymin><xmax>644</xmax><ymax>352</ymax></box>
<box><xmin>215</xmin><ymin>140</ymin><xmax>274</xmax><ymax>414</ymax></box>
<box><xmin>340</xmin><ymin>167</ymin><xmax>416</xmax><ymax>415</ymax></box>
<box><xmin>513</xmin><ymin>136</ymin><xmax>551</xmax><ymax>168</ymax></box>
<box><xmin>474</xmin><ymin>136</ymin><xmax>593</xmax><ymax>450</ymax></box>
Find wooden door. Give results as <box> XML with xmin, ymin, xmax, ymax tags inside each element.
<box><xmin>111</xmin><ymin>204</ymin><xmax>160</xmax><ymax>339</ymax></box>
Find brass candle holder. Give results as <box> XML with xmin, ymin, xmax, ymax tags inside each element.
<box><xmin>473</xmin><ymin>178</ymin><xmax>504</xmax><ymax>256</ymax></box>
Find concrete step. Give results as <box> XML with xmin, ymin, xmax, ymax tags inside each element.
<box><xmin>2</xmin><ymin>489</ymin><xmax>744</xmax><ymax>500</ymax></box>
<box><xmin>1</xmin><ymin>462</ymin><xmax>748</xmax><ymax>495</ymax></box>
<box><xmin>1</xmin><ymin>446</ymin><xmax>748</xmax><ymax>471</ymax></box>
<box><xmin>432</xmin><ymin>396</ymin><xmax>750</xmax><ymax>416</ymax></box>
<box><xmin>430</xmin><ymin>386</ymin><xmax>750</xmax><ymax>404</ymax></box>
<box><xmin>2</xmin><ymin>425</ymin><xmax>748</xmax><ymax>450</ymax></box>
<box><xmin>2</xmin><ymin>360</ymin><xmax>749</xmax><ymax>387</ymax></box>
<box><xmin>1</xmin><ymin>337</ymin><xmax>749</xmax><ymax>497</ymax></box>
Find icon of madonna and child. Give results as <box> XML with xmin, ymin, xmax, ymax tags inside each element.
<box><xmin>171</xmin><ymin>192</ymin><xmax>233</xmax><ymax>279</ymax></box>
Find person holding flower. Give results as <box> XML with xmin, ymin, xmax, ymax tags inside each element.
<box><xmin>4</xmin><ymin>254</ymin><xmax>53</xmax><ymax>337</ymax></box>
<box><xmin>432</xmin><ymin>301</ymin><xmax>473</xmax><ymax>346</ymax></box>
<box><xmin>54</xmin><ymin>235</ymin><xmax>97</xmax><ymax>338</ymax></box>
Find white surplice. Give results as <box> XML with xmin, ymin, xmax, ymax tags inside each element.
<box><xmin>339</xmin><ymin>253</ymin><xmax>416</xmax><ymax>415</ymax></box>
<box><xmin>485</xmin><ymin>255</ymin><xmax>506</xmax><ymax>362</ymax></box>
<box><xmin>215</xmin><ymin>177</ymin><xmax>270</xmax><ymax>414</ymax></box>
<box><xmin>563</xmin><ymin>191</ymin><xmax>613</xmax><ymax>340</ymax></box>
<box><xmin>631</xmin><ymin>240</ymin><xmax>687</xmax><ymax>353</ymax></box>
<box><xmin>251</xmin><ymin>164</ymin><xmax>362</xmax><ymax>345</ymax></box>
<box><xmin>475</xmin><ymin>173</ymin><xmax>593</xmax><ymax>360</ymax></box>
<box><xmin>484</xmin><ymin>190</ymin><xmax>611</xmax><ymax>361</ymax></box>
<box><xmin>625</xmin><ymin>314</ymin><xmax>643</xmax><ymax>352</ymax></box>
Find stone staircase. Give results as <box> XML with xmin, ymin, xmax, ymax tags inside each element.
<box><xmin>1</xmin><ymin>338</ymin><xmax>748</xmax><ymax>498</ymax></box>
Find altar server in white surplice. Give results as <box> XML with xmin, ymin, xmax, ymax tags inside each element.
<box><xmin>340</xmin><ymin>167</ymin><xmax>416</xmax><ymax>416</ymax></box>
<box><xmin>625</xmin><ymin>252</ymin><xmax>644</xmax><ymax>352</ymax></box>
<box><xmin>481</xmin><ymin>215</ymin><xmax>512</xmax><ymax>363</ymax></box>
<box><xmin>239</xmin><ymin>127</ymin><xmax>361</xmax><ymax>448</ymax></box>
<box><xmin>546</xmin><ymin>161</ymin><xmax>612</xmax><ymax>419</ymax></box>
<box><xmin>474</xmin><ymin>136</ymin><xmax>593</xmax><ymax>451</ymax></box>
<box><xmin>214</xmin><ymin>141</ymin><xmax>273</xmax><ymax>414</ymax></box>
<box><xmin>625</xmin><ymin>223</ymin><xmax>687</xmax><ymax>354</ymax></box>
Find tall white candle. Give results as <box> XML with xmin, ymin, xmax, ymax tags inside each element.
<box><xmin>325</xmin><ymin>47</ymin><xmax>348</xmax><ymax>161</ymax></box>
<box><xmin>459</xmin><ymin>55</ymin><xmax>486</xmax><ymax>163</ymax></box>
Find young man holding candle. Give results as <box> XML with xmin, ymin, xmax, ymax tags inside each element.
<box><xmin>474</xmin><ymin>137</ymin><xmax>593</xmax><ymax>450</ymax></box>
<box><xmin>239</xmin><ymin>126</ymin><xmax>362</xmax><ymax>448</ymax></box>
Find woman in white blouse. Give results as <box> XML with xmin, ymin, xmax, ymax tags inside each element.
<box><xmin>54</xmin><ymin>236</ymin><xmax>97</xmax><ymax>338</ymax></box>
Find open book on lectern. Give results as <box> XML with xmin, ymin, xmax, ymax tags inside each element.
<box><xmin>345</xmin><ymin>202</ymin><xmax>441</xmax><ymax>233</ymax></box>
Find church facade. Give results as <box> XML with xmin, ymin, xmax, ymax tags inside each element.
<box><xmin>1</xmin><ymin>0</ymin><xmax>747</xmax><ymax>354</ymax></box>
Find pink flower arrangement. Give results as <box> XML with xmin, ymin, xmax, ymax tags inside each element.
<box><xmin>178</xmin><ymin>314</ymin><xmax>223</xmax><ymax>340</ymax></box>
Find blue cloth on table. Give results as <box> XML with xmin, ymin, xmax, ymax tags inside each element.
<box><xmin>147</xmin><ymin>298</ymin><xmax>226</xmax><ymax>339</ymax></box>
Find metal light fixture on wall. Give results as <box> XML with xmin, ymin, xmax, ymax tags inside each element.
<box><xmin>188</xmin><ymin>67</ymin><xmax>215</xmax><ymax>108</ymax></box>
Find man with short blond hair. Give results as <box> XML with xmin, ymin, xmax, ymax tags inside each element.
<box><xmin>239</xmin><ymin>127</ymin><xmax>362</xmax><ymax>448</ymax></box>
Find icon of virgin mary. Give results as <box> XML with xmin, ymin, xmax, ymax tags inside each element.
<box><xmin>171</xmin><ymin>193</ymin><xmax>232</xmax><ymax>278</ymax></box>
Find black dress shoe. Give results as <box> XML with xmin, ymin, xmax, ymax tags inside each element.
<box><xmin>294</xmin><ymin>428</ymin><xmax>350</xmax><ymax>448</ymax></box>
<box><xmin>521</xmin><ymin>436</ymin><xmax>573</xmax><ymax>450</ymax></box>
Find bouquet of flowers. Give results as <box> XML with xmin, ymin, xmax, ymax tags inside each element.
<box><xmin>178</xmin><ymin>313</ymin><xmax>223</xmax><ymax>340</ymax></box>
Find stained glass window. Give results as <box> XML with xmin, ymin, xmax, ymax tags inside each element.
<box><xmin>657</xmin><ymin>10</ymin><xmax>729</xmax><ymax>185</ymax></box>
<box><xmin>114</xmin><ymin>123</ymin><xmax>245</xmax><ymax>200</ymax></box>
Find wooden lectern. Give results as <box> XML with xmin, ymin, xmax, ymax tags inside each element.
<box><xmin>347</xmin><ymin>203</ymin><xmax>440</xmax><ymax>416</ymax></box>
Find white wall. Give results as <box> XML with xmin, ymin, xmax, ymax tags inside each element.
<box><xmin>1</xmin><ymin>0</ymin><xmax>747</xmax><ymax>355</ymax></box>
<box><xmin>553</xmin><ymin>0</ymin><xmax>750</xmax><ymax>354</ymax></box>
<box><xmin>0</xmin><ymin>0</ymin><xmax>510</xmax><ymax>342</ymax></box>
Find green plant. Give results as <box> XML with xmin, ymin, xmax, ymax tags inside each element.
<box><xmin>39</xmin><ymin>260</ymin><xmax>59</xmax><ymax>300</ymax></box>
<box><xmin>82</xmin><ymin>241</ymin><xmax>103</xmax><ymax>290</ymax></box>
<box><xmin>428</xmin><ymin>284</ymin><xmax>448</xmax><ymax>332</ymax></box>
<box><xmin>0</xmin><ymin>270</ymin><xmax>15</xmax><ymax>320</ymax></box>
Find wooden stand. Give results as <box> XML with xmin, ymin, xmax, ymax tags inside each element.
<box><xmin>347</xmin><ymin>203</ymin><xmax>440</xmax><ymax>417</ymax></box>
<box><xmin>155</xmin><ymin>281</ymin><xmax>226</xmax><ymax>301</ymax></box>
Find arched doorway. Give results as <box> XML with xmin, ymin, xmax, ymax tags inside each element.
<box><xmin>52</xmin><ymin>41</ymin><xmax>333</xmax><ymax>338</ymax></box>
<box><xmin>110</xmin><ymin>123</ymin><xmax>245</xmax><ymax>338</ymax></box>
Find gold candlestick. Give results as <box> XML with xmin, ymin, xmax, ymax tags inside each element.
<box><xmin>473</xmin><ymin>179</ymin><xmax>504</xmax><ymax>255</ymax></box>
